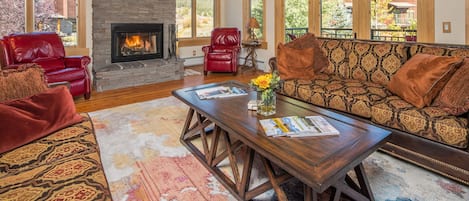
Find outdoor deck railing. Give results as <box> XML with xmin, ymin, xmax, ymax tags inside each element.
<box><xmin>285</xmin><ymin>27</ymin><xmax>417</xmax><ymax>42</ymax></box>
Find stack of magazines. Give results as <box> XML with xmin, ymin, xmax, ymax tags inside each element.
<box><xmin>195</xmin><ymin>86</ymin><xmax>247</xmax><ymax>99</ymax></box>
<box><xmin>259</xmin><ymin>116</ymin><xmax>340</xmax><ymax>137</ymax></box>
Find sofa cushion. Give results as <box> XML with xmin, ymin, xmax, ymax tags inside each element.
<box><xmin>277</xmin><ymin>43</ymin><xmax>316</xmax><ymax>80</ymax></box>
<box><xmin>285</xmin><ymin>33</ymin><xmax>329</xmax><ymax>73</ymax></box>
<box><xmin>0</xmin><ymin>113</ymin><xmax>112</xmax><ymax>200</ymax></box>
<box><xmin>348</xmin><ymin>41</ymin><xmax>408</xmax><ymax>86</ymax></box>
<box><xmin>433</xmin><ymin>58</ymin><xmax>469</xmax><ymax>115</ymax></box>
<box><xmin>279</xmin><ymin>73</ymin><xmax>391</xmax><ymax>118</ymax></box>
<box><xmin>317</xmin><ymin>39</ymin><xmax>352</xmax><ymax>79</ymax></box>
<box><xmin>0</xmin><ymin>86</ymin><xmax>83</xmax><ymax>154</ymax></box>
<box><xmin>371</xmin><ymin>96</ymin><xmax>468</xmax><ymax>149</ymax></box>
<box><xmin>387</xmin><ymin>54</ymin><xmax>464</xmax><ymax>108</ymax></box>
<box><xmin>207</xmin><ymin>52</ymin><xmax>233</xmax><ymax>61</ymax></box>
<box><xmin>0</xmin><ymin>64</ymin><xmax>48</xmax><ymax>102</ymax></box>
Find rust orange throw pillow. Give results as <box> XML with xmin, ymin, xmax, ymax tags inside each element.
<box><xmin>0</xmin><ymin>86</ymin><xmax>83</xmax><ymax>154</ymax></box>
<box><xmin>285</xmin><ymin>33</ymin><xmax>329</xmax><ymax>73</ymax></box>
<box><xmin>277</xmin><ymin>43</ymin><xmax>315</xmax><ymax>80</ymax></box>
<box><xmin>433</xmin><ymin>58</ymin><xmax>469</xmax><ymax>115</ymax></box>
<box><xmin>387</xmin><ymin>54</ymin><xmax>464</xmax><ymax>108</ymax></box>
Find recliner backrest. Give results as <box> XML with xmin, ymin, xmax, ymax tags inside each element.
<box><xmin>5</xmin><ymin>32</ymin><xmax>65</xmax><ymax>64</ymax></box>
<box><xmin>210</xmin><ymin>28</ymin><xmax>240</xmax><ymax>51</ymax></box>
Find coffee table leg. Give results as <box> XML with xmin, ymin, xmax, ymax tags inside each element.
<box><xmin>261</xmin><ymin>156</ymin><xmax>288</xmax><ymax>201</ymax></box>
<box><xmin>303</xmin><ymin>184</ymin><xmax>318</xmax><ymax>201</ymax></box>
<box><xmin>330</xmin><ymin>163</ymin><xmax>374</xmax><ymax>201</ymax></box>
<box><xmin>354</xmin><ymin>163</ymin><xmax>374</xmax><ymax>201</ymax></box>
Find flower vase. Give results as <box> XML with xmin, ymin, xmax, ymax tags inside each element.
<box><xmin>257</xmin><ymin>89</ymin><xmax>276</xmax><ymax>116</ymax></box>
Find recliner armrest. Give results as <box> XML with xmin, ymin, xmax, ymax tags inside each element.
<box><xmin>202</xmin><ymin>45</ymin><xmax>212</xmax><ymax>54</ymax></box>
<box><xmin>64</xmin><ymin>56</ymin><xmax>91</xmax><ymax>69</ymax></box>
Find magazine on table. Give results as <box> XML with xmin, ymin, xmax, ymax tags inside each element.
<box><xmin>195</xmin><ymin>86</ymin><xmax>247</xmax><ymax>99</ymax></box>
<box><xmin>259</xmin><ymin>116</ymin><xmax>340</xmax><ymax>137</ymax></box>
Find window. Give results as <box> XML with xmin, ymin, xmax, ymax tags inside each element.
<box><xmin>370</xmin><ymin>0</ymin><xmax>417</xmax><ymax>42</ymax></box>
<box><xmin>0</xmin><ymin>0</ymin><xmax>26</xmax><ymax>36</ymax></box>
<box><xmin>176</xmin><ymin>0</ymin><xmax>218</xmax><ymax>40</ymax></box>
<box><xmin>250</xmin><ymin>0</ymin><xmax>264</xmax><ymax>40</ymax></box>
<box><xmin>176</xmin><ymin>0</ymin><xmax>192</xmax><ymax>38</ymax></box>
<box><xmin>320</xmin><ymin>0</ymin><xmax>353</xmax><ymax>39</ymax></box>
<box><xmin>35</xmin><ymin>0</ymin><xmax>78</xmax><ymax>46</ymax></box>
<box><xmin>284</xmin><ymin>0</ymin><xmax>308</xmax><ymax>41</ymax></box>
<box><xmin>0</xmin><ymin>0</ymin><xmax>86</xmax><ymax>48</ymax></box>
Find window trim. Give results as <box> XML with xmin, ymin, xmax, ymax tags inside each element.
<box><xmin>24</xmin><ymin>0</ymin><xmax>87</xmax><ymax>50</ymax></box>
<box><xmin>177</xmin><ymin>0</ymin><xmax>220</xmax><ymax>47</ymax></box>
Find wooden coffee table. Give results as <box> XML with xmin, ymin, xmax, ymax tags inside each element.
<box><xmin>172</xmin><ymin>81</ymin><xmax>391</xmax><ymax>201</ymax></box>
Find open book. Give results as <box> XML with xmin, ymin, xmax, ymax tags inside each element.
<box><xmin>195</xmin><ymin>86</ymin><xmax>247</xmax><ymax>99</ymax></box>
<box><xmin>259</xmin><ymin>116</ymin><xmax>340</xmax><ymax>137</ymax></box>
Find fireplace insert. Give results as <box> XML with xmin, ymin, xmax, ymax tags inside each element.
<box><xmin>111</xmin><ymin>23</ymin><xmax>163</xmax><ymax>63</ymax></box>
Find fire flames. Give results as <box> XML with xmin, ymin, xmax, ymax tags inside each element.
<box><xmin>124</xmin><ymin>35</ymin><xmax>144</xmax><ymax>49</ymax></box>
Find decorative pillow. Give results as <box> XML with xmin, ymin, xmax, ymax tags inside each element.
<box><xmin>387</xmin><ymin>54</ymin><xmax>464</xmax><ymax>108</ymax></box>
<box><xmin>0</xmin><ymin>64</ymin><xmax>48</xmax><ymax>102</ymax></box>
<box><xmin>285</xmin><ymin>33</ymin><xmax>329</xmax><ymax>73</ymax></box>
<box><xmin>277</xmin><ymin>43</ymin><xmax>316</xmax><ymax>80</ymax></box>
<box><xmin>433</xmin><ymin>58</ymin><xmax>469</xmax><ymax>115</ymax></box>
<box><xmin>0</xmin><ymin>86</ymin><xmax>83</xmax><ymax>154</ymax></box>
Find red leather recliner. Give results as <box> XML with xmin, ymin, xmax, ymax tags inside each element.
<box><xmin>0</xmin><ymin>32</ymin><xmax>91</xmax><ymax>99</ymax></box>
<box><xmin>202</xmin><ymin>28</ymin><xmax>241</xmax><ymax>75</ymax></box>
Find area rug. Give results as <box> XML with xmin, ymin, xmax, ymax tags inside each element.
<box><xmin>184</xmin><ymin>68</ymin><xmax>202</xmax><ymax>76</ymax></box>
<box><xmin>89</xmin><ymin>96</ymin><xmax>469</xmax><ymax>201</ymax></box>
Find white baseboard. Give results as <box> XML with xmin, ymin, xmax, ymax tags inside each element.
<box><xmin>182</xmin><ymin>56</ymin><xmax>268</xmax><ymax>72</ymax></box>
<box><xmin>181</xmin><ymin>56</ymin><xmax>204</xmax><ymax>66</ymax></box>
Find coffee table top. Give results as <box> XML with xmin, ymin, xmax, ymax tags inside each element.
<box><xmin>172</xmin><ymin>80</ymin><xmax>391</xmax><ymax>192</ymax></box>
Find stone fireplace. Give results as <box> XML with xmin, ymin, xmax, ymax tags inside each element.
<box><xmin>92</xmin><ymin>0</ymin><xmax>183</xmax><ymax>92</ymax></box>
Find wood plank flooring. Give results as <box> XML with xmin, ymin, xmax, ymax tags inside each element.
<box><xmin>74</xmin><ymin>65</ymin><xmax>262</xmax><ymax>113</ymax></box>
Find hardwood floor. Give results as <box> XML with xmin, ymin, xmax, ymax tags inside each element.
<box><xmin>74</xmin><ymin>65</ymin><xmax>262</xmax><ymax>113</ymax></box>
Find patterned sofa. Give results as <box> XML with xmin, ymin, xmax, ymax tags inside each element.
<box><xmin>0</xmin><ymin>66</ymin><xmax>111</xmax><ymax>200</ymax></box>
<box><xmin>270</xmin><ymin>37</ymin><xmax>469</xmax><ymax>184</ymax></box>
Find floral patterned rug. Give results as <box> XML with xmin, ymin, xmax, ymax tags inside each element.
<box><xmin>89</xmin><ymin>96</ymin><xmax>468</xmax><ymax>201</ymax></box>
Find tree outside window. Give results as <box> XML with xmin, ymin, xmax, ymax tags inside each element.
<box><xmin>284</xmin><ymin>0</ymin><xmax>308</xmax><ymax>41</ymax></box>
<box><xmin>0</xmin><ymin>0</ymin><xmax>26</xmax><ymax>36</ymax></box>
<box><xmin>321</xmin><ymin>0</ymin><xmax>353</xmax><ymax>39</ymax></box>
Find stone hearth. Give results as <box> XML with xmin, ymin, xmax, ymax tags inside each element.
<box><xmin>94</xmin><ymin>59</ymin><xmax>184</xmax><ymax>92</ymax></box>
<box><xmin>92</xmin><ymin>0</ymin><xmax>179</xmax><ymax>91</ymax></box>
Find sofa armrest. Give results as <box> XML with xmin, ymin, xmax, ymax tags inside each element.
<box><xmin>269</xmin><ymin>57</ymin><xmax>278</xmax><ymax>72</ymax></box>
<box><xmin>64</xmin><ymin>56</ymin><xmax>91</xmax><ymax>69</ymax></box>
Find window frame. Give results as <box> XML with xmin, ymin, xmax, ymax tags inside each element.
<box><xmin>25</xmin><ymin>0</ymin><xmax>87</xmax><ymax>49</ymax></box>
<box><xmin>177</xmin><ymin>0</ymin><xmax>220</xmax><ymax>47</ymax></box>
<box><xmin>243</xmin><ymin>0</ymin><xmax>267</xmax><ymax>49</ymax></box>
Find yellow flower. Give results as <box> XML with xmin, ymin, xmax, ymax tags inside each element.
<box><xmin>249</xmin><ymin>71</ymin><xmax>280</xmax><ymax>91</ymax></box>
<box><xmin>254</xmin><ymin>74</ymin><xmax>271</xmax><ymax>90</ymax></box>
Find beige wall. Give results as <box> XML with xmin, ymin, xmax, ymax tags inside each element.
<box><xmin>434</xmin><ymin>0</ymin><xmax>466</xmax><ymax>44</ymax></box>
